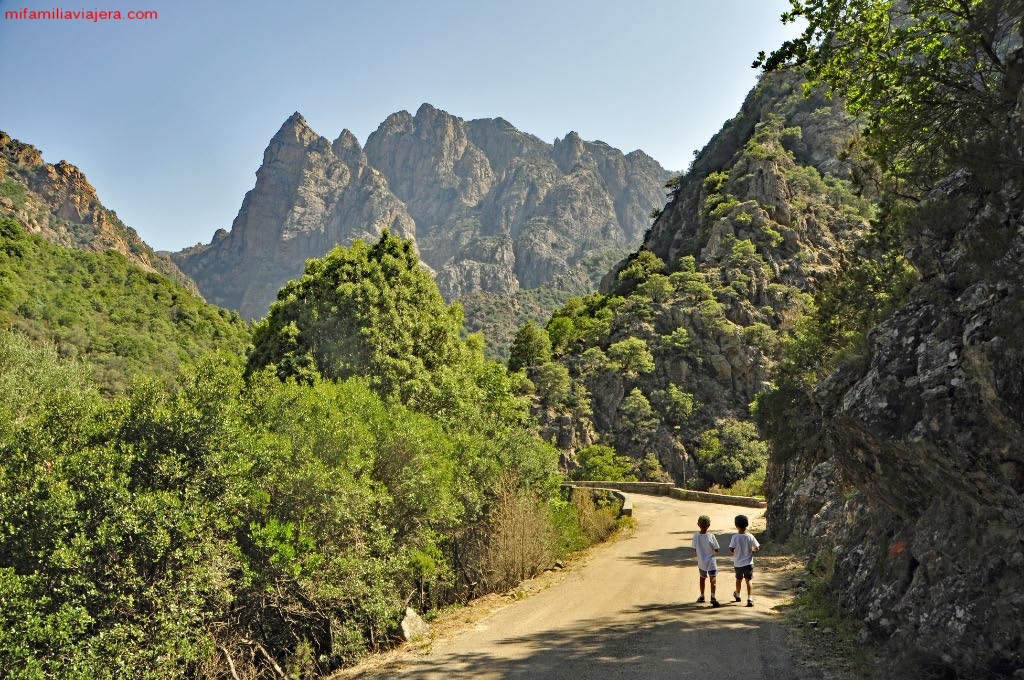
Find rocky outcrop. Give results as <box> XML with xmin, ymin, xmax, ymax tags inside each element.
<box><xmin>175</xmin><ymin>106</ymin><xmax>670</xmax><ymax>321</ymax></box>
<box><xmin>768</xmin><ymin>163</ymin><xmax>1024</xmax><ymax>679</ymax></box>
<box><xmin>0</xmin><ymin>131</ymin><xmax>195</xmax><ymax>291</ymax></box>
<box><xmin>764</xmin><ymin>50</ymin><xmax>1024</xmax><ymax>679</ymax></box>
<box><xmin>173</xmin><ymin>113</ymin><xmax>416</xmax><ymax>319</ymax></box>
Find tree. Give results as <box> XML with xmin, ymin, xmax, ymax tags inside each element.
<box><xmin>532</xmin><ymin>361</ymin><xmax>571</xmax><ymax>407</ymax></box>
<box><xmin>248</xmin><ymin>232</ymin><xmax>481</xmax><ymax>419</ymax></box>
<box><xmin>757</xmin><ymin>1</ymin><xmax>1024</xmax><ymax>185</ymax></box>
<box><xmin>617</xmin><ymin>388</ymin><xmax>660</xmax><ymax>455</ymax></box>
<box><xmin>508</xmin><ymin>321</ymin><xmax>552</xmax><ymax>372</ymax></box>
<box><xmin>696</xmin><ymin>419</ymin><xmax>768</xmax><ymax>488</ymax></box>
<box><xmin>571</xmin><ymin>445</ymin><xmax>637</xmax><ymax>482</ymax></box>
<box><xmin>608</xmin><ymin>337</ymin><xmax>655</xmax><ymax>377</ymax></box>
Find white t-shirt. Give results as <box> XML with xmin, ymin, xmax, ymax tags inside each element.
<box><xmin>692</xmin><ymin>531</ymin><xmax>720</xmax><ymax>571</ymax></box>
<box><xmin>729</xmin><ymin>532</ymin><xmax>760</xmax><ymax>567</ymax></box>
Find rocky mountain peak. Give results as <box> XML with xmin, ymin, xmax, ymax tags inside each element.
<box><xmin>332</xmin><ymin>129</ymin><xmax>365</xmax><ymax>167</ymax></box>
<box><xmin>272</xmin><ymin>112</ymin><xmax>317</xmax><ymax>144</ymax></box>
<box><xmin>552</xmin><ymin>131</ymin><xmax>588</xmax><ymax>173</ymax></box>
<box><xmin>375</xmin><ymin>110</ymin><xmax>415</xmax><ymax>136</ymax></box>
<box><xmin>176</xmin><ymin>107</ymin><xmax>671</xmax><ymax>328</ymax></box>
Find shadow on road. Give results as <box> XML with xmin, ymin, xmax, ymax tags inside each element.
<box><xmin>362</xmin><ymin>602</ymin><xmax>816</xmax><ymax>679</ymax></box>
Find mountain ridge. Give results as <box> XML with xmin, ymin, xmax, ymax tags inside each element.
<box><xmin>0</xmin><ymin>131</ymin><xmax>196</xmax><ymax>292</ymax></box>
<box><xmin>173</xmin><ymin>105</ymin><xmax>671</xmax><ymax>328</ymax></box>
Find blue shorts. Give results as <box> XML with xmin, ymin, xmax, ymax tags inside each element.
<box><xmin>699</xmin><ymin>568</ymin><xmax>717</xmax><ymax>578</ymax></box>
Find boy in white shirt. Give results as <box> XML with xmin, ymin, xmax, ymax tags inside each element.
<box><xmin>691</xmin><ymin>514</ymin><xmax>721</xmax><ymax>607</ymax></box>
<box><xmin>729</xmin><ymin>514</ymin><xmax>761</xmax><ymax>607</ymax></box>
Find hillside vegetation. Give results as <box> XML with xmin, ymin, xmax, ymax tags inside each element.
<box><xmin>510</xmin><ymin>70</ymin><xmax>875</xmax><ymax>491</ymax></box>
<box><xmin>0</xmin><ymin>217</ymin><xmax>249</xmax><ymax>391</ymax></box>
<box><xmin>0</xmin><ymin>231</ymin><xmax>620</xmax><ymax>679</ymax></box>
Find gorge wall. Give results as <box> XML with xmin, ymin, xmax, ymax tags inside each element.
<box><xmin>535</xmin><ymin>71</ymin><xmax>869</xmax><ymax>482</ymax></box>
<box><xmin>767</xmin><ymin>92</ymin><xmax>1024</xmax><ymax>677</ymax></box>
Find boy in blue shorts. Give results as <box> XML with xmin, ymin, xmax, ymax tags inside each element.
<box><xmin>729</xmin><ymin>514</ymin><xmax>760</xmax><ymax>607</ymax></box>
<box><xmin>691</xmin><ymin>514</ymin><xmax>721</xmax><ymax>607</ymax></box>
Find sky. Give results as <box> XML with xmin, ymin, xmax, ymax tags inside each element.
<box><xmin>0</xmin><ymin>0</ymin><xmax>802</xmax><ymax>252</ymax></box>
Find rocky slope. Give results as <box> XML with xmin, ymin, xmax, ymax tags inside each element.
<box><xmin>766</xmin><ymin>69</ymin><xmax>1024</xmax><ymax>678</ymax></box>
<box><xmin>535</xmin><ymin>71</ymin><xmax>869</xmax><ymax>482</ymax></box>
<box><xmin>0</xmin><ymin>132</ymin><xmax>195</xmax><ymax>291</ymax></box>
<box><xmin>173</xmin><ymin>106</ymin><xmax>670</xmax><ymax>326</ymax></box>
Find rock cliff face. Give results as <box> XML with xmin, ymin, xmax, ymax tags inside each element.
<box><xmin>541</xmin><ymin>71</ymin><xmax>868</xmax><ymax>480</ymax></box>
<box><xmin>173</xmin><ymin>114</ymin><xmax>416</xmax><ymax>318</ymax></box>
<box><xmin>174</xmin><ymin>106</ymin><xmax>670</xmax><ymax>323</ymax></box>
<box><xmin>767</xmin><ymin>102</ymin><xmax>1024</xmax><ymax>678</ymax></box>
<box><xmin>0</xmin><ymin>131</ymin><xmax>194</xmax><ymax>291</ymax></box>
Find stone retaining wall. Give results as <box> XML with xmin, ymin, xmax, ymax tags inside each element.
<box><xmin>565</xmin><ymin>481</ymin><xmax>766</xmax><ymax>509</ymax></box>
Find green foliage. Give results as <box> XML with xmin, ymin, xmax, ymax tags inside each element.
<box><xmin>460</xmin><ymin>282</ymin><xmax>586</xmax><ymax>361</ymax></box>
<box><xmin>531</xmin><ymin>361</ymin><xmax>572</xmax><ymax>407</ymax></box>
<box><xmin>546</xmin><ymin>293</ymin><xmax>613</xmax><ymax>354</ymax></box>
<box><xmin>659</xmin><ymin>326</ymin><xmax>692</xmax><ymax>354</ymax></box>
<box><xmin>0</xmin><ymin>218</ymin><xmax>250</xmax><ymax>392</ymax></box>
<box><xmin>636</xmin><ymin>273</ymin><xmax>674</xmax><ymax>303</ymax></box>
<box><xmin>759</xmin><ymin>0</ymin><xmax>1024</xmax><ymax>185</ymax></box>
<box><xmin>743</xmin><ymin>322</ymin><xmax>781</xmax><ymax>356</ymax></box>
<box><xmin>248</xmin><ymin>232</ymin><xmax>530</xmax><ymax>434</ymax></box>
<box><xmin>508</xmin><ymin>320</ymin><xmax>552</xmax><ymax>372</ymax></box>
<box><xmin>616</xmin><ymin>250</ymin><xmax>666</xmax><ymax>295</ymax></box>
<box><xmin>0</xmin><ymin>337</ymin><xmax>245</xmax><ymax>678</ymax></box>
<box><xmin>0</xmin><ymin>328</ymin><xmax>582</xmax><ymax>677</ymax></box>
<box><xmin>607</xmin><ymin>337</ymin><xmax>655</xmax><ymax>376</ymax></box>
<box><xmin>651</xmin><ymin>384</ymin><xmax>696</xmax><ymax>426</ymax></box>
<box><xmin>249</xmin><ymin>232</ymin><xmax>464</xmax><ymax>397</ymax></box>
<box><xmin>571</xmin><ymin>445</ymin><xmax>637</xmax><ymax>481</ymax></box>
<box><xmin>728</xmin><ymin>238</ymin><xmax>759</xmax><ymax>267</ymax></box>
<box><xmin>696</xmin><ymin>418</ymin><xmax>768</xmax><ymax>488</ymax></box>
<box><xmin>708</xmin><ymin>466</ymin><xmax>766</xmax><ymax>498</ymax></box>
<box><xmin>0</xmin><ymin>180</ymin><xmax>29</xmax><ymax>209</ymax></box>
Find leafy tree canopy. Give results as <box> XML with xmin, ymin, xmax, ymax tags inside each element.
<box><xmin>248</xmin><ymin>231</ymin><xmax>526</xmax><ymax>428</ymax></box>
<box><xmin>508</xmin><ymin>320</ymin><xmax>552</xmax><ymax>372</ymax></box>
<box><xmin>757</xmin><ymin>0</ymin><xmax>1024</xmax><ymax>185</ymax></box>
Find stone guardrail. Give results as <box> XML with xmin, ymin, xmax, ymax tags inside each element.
<box><xmin>562</xmin><ymin>484</ymin><xmax>633</xmax><ymax>517</ymax></box>
<box><xmin>565</xmin><ymin>480</ymin><xmax>766</xmax><ymax>509</ymax></box>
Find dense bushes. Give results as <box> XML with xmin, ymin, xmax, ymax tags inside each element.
<box><xmin>0</xmin><ymin>232</ymin><xmax>611</xmax><ymax>678</ymax></box>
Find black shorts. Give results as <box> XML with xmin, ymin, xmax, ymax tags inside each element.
<box><xmin>734</xmin><ymin>564</ymin><xmax>754</xmax><ymax>580</ymax></box>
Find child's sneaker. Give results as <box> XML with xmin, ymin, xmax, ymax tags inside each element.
<box><xmin>747</xmin><ymin>598</ymin><xmax>754</xmax><ymax>607</ymax></box>
<box><xmin>696</xmin><ymin>595</ymin><xmax>705</xmax><ymax>603</ymax></box>
<box><xmin>733</xmin><ymin>592</ymin><xmax>741</xmax><ymax>602</ymax></box>
<box><xmin>710</xmin><ymin>596</ymin><xmax>721</xmax><ymax>608</ymax></box>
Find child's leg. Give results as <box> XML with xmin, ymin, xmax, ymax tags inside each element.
<box><xmin>699</xmin><ymin>574</ymin><xmax>706</xmax><ymax>596</ymax></box>
<box><xmin>745</xmin><ymin>575</ymin><xmax>753</xmax><ymax>597</ymax></box>
<box><xmin>709</xmin><ymin>574</ymin><xmax>716</xmax><ymax>596</ymax></box>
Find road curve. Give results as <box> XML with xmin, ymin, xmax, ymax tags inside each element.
<box><xmin>340</xmin><ymin>494</ymin><xmax>819</xmax><ymax>680</ymax></box>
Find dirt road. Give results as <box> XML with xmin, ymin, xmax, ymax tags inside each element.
<box><xmin>338</xmin><ymin>494</ymin><xmax>819</xmax><ymax>679</ymax></box>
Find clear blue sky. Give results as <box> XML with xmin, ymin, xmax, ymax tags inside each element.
<box><xmin>0</xmin><ymin>0</ymin><xmax>800</xmax><ymax>252</ymax></box>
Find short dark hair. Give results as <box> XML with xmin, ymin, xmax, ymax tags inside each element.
<box><xmin>734</xmin><ymin>514</ymin><xmax>749</xmax><ymax>529</ymax></box>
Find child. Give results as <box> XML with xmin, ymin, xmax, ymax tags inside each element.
<box><xmin>729</xmin><ymin>514</ymin><xmax>760</xmax><ymax>607</ymax></box>
<box><xmin>691</xmin><ymin>514</ymin><xmax>720</xmax><ymax>607</ymax></box>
